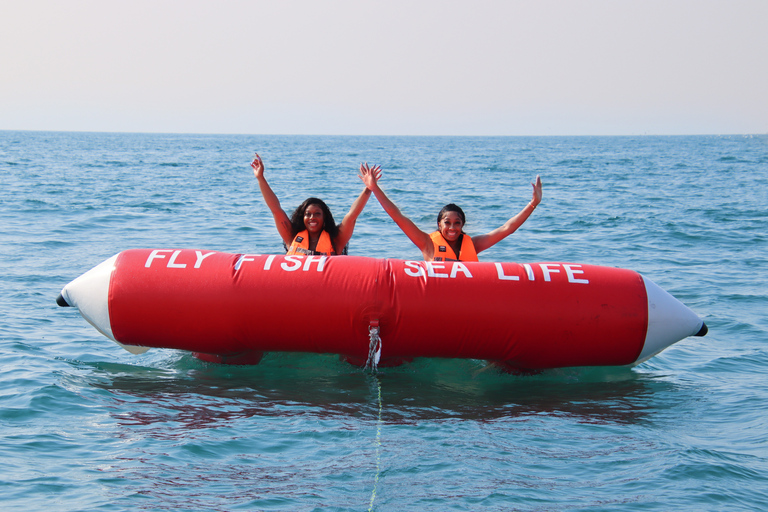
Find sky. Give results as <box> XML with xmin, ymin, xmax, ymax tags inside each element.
<box><xmin>1</xmin><ymin>0</ymin><xmax>766</xmax><ymax>136</ymax></box>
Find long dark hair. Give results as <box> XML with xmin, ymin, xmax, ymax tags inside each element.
<box><xmin>289</xmin><ymin>197</ymin><xmax>340</xmax><ymax>240</ymax></box>
<box><xmin>437</xmin><ymin>203</ymin><xmax>467</xmax><ymax>232</ymax></box>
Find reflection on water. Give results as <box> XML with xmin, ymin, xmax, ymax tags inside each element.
<box><xmin>80</xmin><ymin>352</ymin><xmax>672</xmax><ymax>430</ymax></box>
<box><xmin>70</xmin><ymin>352</ymin><xmax>686</xmax><ymax>510</ymax></box>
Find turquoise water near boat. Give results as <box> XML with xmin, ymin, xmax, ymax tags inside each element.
<box><xmin>1</xmin><ymin>131</ymin><xmax>767</xmax><ymax>510</ymax></box>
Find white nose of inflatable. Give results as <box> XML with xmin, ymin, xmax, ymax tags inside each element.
<box><xmin>57</xmin><ymin>250</ymin><xmax>706</xmax><ymax>368</ymax></box>
<box><xmin>57</xmin><ymin>254</ymin><xmax>149</xmax><ymax>355</ymax></box>
<box><xmin>637</xmin><ymin>275</ymin><xmax>707</xmax><ymax>363</ymax></box>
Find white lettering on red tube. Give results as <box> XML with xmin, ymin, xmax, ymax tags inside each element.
<box><xmin>234</xmin><ymin>254</ymin><xmax>255</xmax><ymax>270</ymax></box>
<box><xmin>152</xmin><ymin>252</ymin><xmax>590</xmax><ymax>285</ymax></box>
<box><xmin>303</xmin><ymin>256</ymin><xmax>327</xmax><ymax>272</ymax></box>
<box><xmin>404</xmin><ymin>261</ymin><xmax>425</xmax><ymax>277</ymax></box>
<box><xmin>523</xmin><ymin>264</ymin><xmax>535</xmax><ymax>281</ymax></box>
<box><xmin>495</xmin><ymin>263</ymin><xmax>520</xmax><ymax>281</ymax></box>
<box><xmin>194</xmin><ymin>251</ymin><xmax>216</xmax><ymax>269</ymax></box>
<box><xmin>450</xmin><ymin>262</ymin><xmax>473</xmax><ymax>278</ymax></box>
<box><xmin>563</xmin><ymin>264</ymin><xmax>589</xmax><ymax>284</ymax></box>
<box><xmin>167</xmin><ymin>250</ymin><xmax>187</xmax><ymax>269</ymax></box>
<box><xmin>425</xmin><ymin>262</ymin><xmax>449</xmax><ymax>278</ymax></box>
<box><xmin>539</xmin><ymin>263</ymin><xmax>561</xmax><ymax>282</ymax></box>
<box><xmin>145</xmin><ymin>249</ymin><xmax>172</xmax><ymax>268</ymax></box>
<box><xmin>281</xmin><ymin>255</ymin><xmax>303</xmax><ymax>271</ymax></box>
<box><xmin>403</xmin><ymin>261</ymin><xmax>473</xmax><ymax>279</ymax></box>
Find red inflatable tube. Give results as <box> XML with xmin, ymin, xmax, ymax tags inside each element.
<box><xmin>57</xmin><ymin>249</ymin><xmax>707</xmax><ymax>370</ymax></box>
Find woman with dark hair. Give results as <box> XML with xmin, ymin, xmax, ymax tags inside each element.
<box><xmin>252</xmin><ymin>153</ymin><xmax>372</xmax><ymax>255</ymax></box>
<box><xmin>358</xmin><ymin>163</ymin><xmax>542</xmax><ymax>261</ymax></box>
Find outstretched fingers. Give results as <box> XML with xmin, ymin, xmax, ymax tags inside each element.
<box><xmin>358</xmin><ymin>162</ymin><xmax>382</xmax><ymax>188</ymax></box>
<box><xmin>531</xmin><ymin>175</ymin><xmax>542</xmax><ymax>205</ymax></box>
<box><xmin>251</xmin><ymin>153</ymin><xmax>264</xmax><ymax>177</ymax></box>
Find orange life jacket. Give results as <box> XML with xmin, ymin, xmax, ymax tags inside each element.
<box><xmin>430</xmin><ymin>231</ymin><xmax>479</xmax><ymax>262</ymax></box>
<box><xmin>286</xmin><ymin>230</ymin><xmax>336</xmax><ymax>256</ymax></box>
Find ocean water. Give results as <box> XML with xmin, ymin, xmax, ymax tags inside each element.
<box><xmin>1</xmin><ymin>131</ymin><xmax>767</xmax><ymax>511</ymax></box>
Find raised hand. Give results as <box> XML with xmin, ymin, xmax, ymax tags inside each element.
<box><xmin>358</xmin><ymin>162</ymin><xmax>382</xmax><ymax>190</ymax></box>
<box><xmin>251</xmin><ymin>153</ymin><xmax>264</xmax><ymax>179</ymax></box>
<box><xmin>531</xmin><ymin>175</ymin><xmax>543</xmax><ymax>206</ymax></box>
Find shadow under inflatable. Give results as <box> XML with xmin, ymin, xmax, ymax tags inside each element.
<box><xmin>74</xmin><ymin>352</ymin><xmax>675</xmax><ymax>427</ymax></box>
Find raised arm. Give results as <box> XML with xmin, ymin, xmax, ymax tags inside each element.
<box><xmin>334</xmin><ymin>182</ymin><xmax>373</xmax><ymax>254</ymax></box>
<box><xmin>251</xmin><ymin>153</ymin><xmax>294</xmax><ymax>246</ymax></box>
<box><xmin>358</xmin><ymin>163</ymin><xmax>435</xmax><ymax>260</ymax></box>
<box><xmin>471</xmin><ymin>175</ymin><xmax>543</xmax><ymax>254</ymax></box>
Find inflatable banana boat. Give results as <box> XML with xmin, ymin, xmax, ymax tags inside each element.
<box><xmin>56</xmin><ymin>249</ymin><xmax>707</xmax><ymax>370</ymax></box>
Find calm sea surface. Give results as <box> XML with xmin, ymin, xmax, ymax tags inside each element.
<box><xmin>1</xmin><ymin>131</ymin><xmax>767</xmax><ymax>511</ymax></box>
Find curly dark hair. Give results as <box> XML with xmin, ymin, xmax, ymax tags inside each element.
<box><xmin>289</xmin><ymin>197</ymin><xmax>341</xmax><ymax>240</ymax></box>
<box><xmin>437</xmin><ymin>203</ymin><xmax>467</xmax><ymax>232</ymax></box>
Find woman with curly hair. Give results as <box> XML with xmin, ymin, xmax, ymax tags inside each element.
<box><xmin>251</xmin><ymin>153</ymin><xmax>372</xmax><ymax>255</ymax></box>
